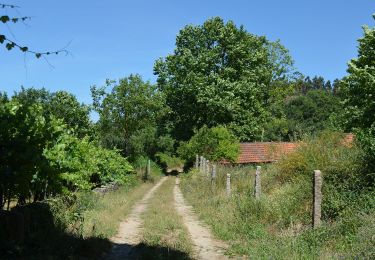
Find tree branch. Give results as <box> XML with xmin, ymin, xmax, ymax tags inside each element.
<box><xmin>0</xmin><ymin>34</ymin><xmax>70</xmax><ymax>58</ymax></box>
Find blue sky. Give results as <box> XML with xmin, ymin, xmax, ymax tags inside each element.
<box><xmin>0</xmin><ymin>0</ymin><xmax>374</xmax><ymax>105</ymax></box>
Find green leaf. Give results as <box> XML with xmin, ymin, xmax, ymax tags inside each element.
<box><xmin>20</xmin><ymin>46</ymin><xmax>28</xmax><ymax>52</ymax></box>
<box><xmin>0</xmin><ymin>15</ymin><xmax>10</xmax><ymax>23</ymax></box>
<box><xmin>0</xmin><ymin>35</ymin><xmax>5</xmax><ymax>44</ymax></box>
<box><xmin>6</xmin><ymin>42</ymin><xmax>15</xmax><ymax>50</ymax></box>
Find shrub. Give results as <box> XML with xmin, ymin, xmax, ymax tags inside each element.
<box><xmin>155</xmin><ymin>153</ymin><xmax>185</xmax><ymax>170</ymax></box>
<box><xmin>44</xmin><ymin>133</ymin><xmax>134</xmax><ymax>191</ymax></box>
<box><xmin>275</xmin><ymin>131</ymin><xmax>369</xmax><ymax>220</ymax></box>
<box><xmin>178</xmin><ymin>125</ymin><xmax>240</xmax><ymax>163</ymax></box>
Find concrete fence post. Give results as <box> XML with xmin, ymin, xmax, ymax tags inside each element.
<box><xmin>254</xmin><ymin>166</ymin><xmax>261</xmax><ymax>200</ymax></box>
<box><xmin>147</xmin><ymin>159</ymin><xmax>151</xmax><ymax>178</ymax></box>
<box><xmin>313</xmin><ymin>170</ymin><xmax>322</xmax><ymax>228</ymax></box>
<box><xmin>206</xmin><ymin>160</ymin><xmax>210</xmax><ymax>176</ymax></box>
<box><xmin>195</xmin><ymin>155</ymin><xmax>199</xmax><ymax>170</ymax></box>
<box><xmin>211</xmin><ymin>164</ymin><xmax>217</xmax><ymax>184</ymax></box>
<box><xmin>202</xmin><ymin>157</ymin><xmax>207</xmax><ymax>174</ymax></box>
<box><xmin>200</xmin><ymin>156</ymin><xmax>203</xmax><ymax>173</ymax></box>
<box><xmin>226</xmin><ymin>173</ymin><xmax>231</xmax><ymax>197</ymax></box>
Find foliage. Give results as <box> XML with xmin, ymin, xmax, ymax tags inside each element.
<box><xmin>180</xmin><ymin>131</ymin><xmax>375</xmax><ymax>258</ymax></box>
<box><xmin>342</xmin><ymin>15</ymin><xmax>375</xmax><ymax>176</ymax></box>
<box><xmin>275</xmin><ymin>131</ymin><xmax>373</xmax><ymax>221</ymax></box>
<box><xmin>0</xmin><ymin>98</ymin><xmax>66</xmax><ymax>207</ymax></box>
<box><xmin>0</xmin><ymin>89</ymin><xmax>133</xmax><ymax>209</ymax></box>
<box><xmin>13</xmin><ymin>87</ymin><xmax>92</xmax><ymax>137</ymax></box>
<box><xmin>264</xmin><ymin>79</ymin><xmax>342</xmax><ymax>141</ymax></box>
<box><xmin>91</xmin><ymin>74</ymin><xmax>168</xmax><ymax>156</ymax></box>
<box><xmin>154</xmin><ymin>17</ymin><xmax>294</xmax><ymax>141</ymax></box>
<box><xmin>128</xmin><ymin>127</ymin><xmax>175</xmax><ymax>160</ymax></box>
<box><xmin>178</xmin><ymin>125</ymin><xmax>239</xmax><ymax>163</ymax></box>
<box><xmin>155</xmin><ymin>153</ymin><xmax>185</xmax><ymax>170</ymax></box>
<box><xmin>44</xmin><ymin>133</ymin><xmax>134</xmax><ymax>191</ymax></box>
<box><xmin>131</xmin><ymin>156</ymin><xmax>163</xmax><ymax>182</ymax></box>
<box><xmin>283</xmin><ymin>90</ymin><xmax>341</xmax><ymax>138</ymax></box>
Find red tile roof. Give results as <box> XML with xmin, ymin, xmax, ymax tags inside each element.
<box><xmin>233</xmin><ymin>142</ymin><xmax>299</xmax><ymax>164</ymax></box>
<box><xmin>224</xmin><ymin>133</ymin><xmax>354</xmax><ymax>164</ymax></box>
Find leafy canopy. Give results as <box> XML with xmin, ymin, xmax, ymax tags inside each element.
<box><xmin>91</xmin><ymin>74</ymin><xmax>168</xmax><ymax>156</ymax></box>
<box><xmin>178</xmin><ymin>125</ymin><xmax>240</xmax><ymax>163</ymax></box>
<box><xmin>342</xmin><ymin>15</ymin><xmax>375</xmax><ymax>176</ymax></box>
<box><xmin>154</xmin><ymin>17</ymin><xmax>294</xmax><ymax>141</ymax></box>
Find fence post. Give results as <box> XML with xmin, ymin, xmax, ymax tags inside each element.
<box><xmin>206</xmin><ymin>160</ymin><xmax>210</xmax><ymax>176</ymax></box>
<box><xmin>226</xmin><ymin>173</ymin><xmax>231</xmax><ymax>196</ymax></box>
<box><xmin>147</xmin><ymin>159</ymin><xmax>151</xmax><ymax>179</ymax></box>
<box><xmin>254</xmin><ymin>166</ymin><xmax>261</xmax><ymax>200</ymax></box>
<box><xmin>202</xmin><ymin>157</ymin><xmax>206</xmax><ymax>174</ymax></box>
<box><xmin>195</xmin><ymin>155</ymin><xmax>199</xmax><ymax>170</ymax></box>
<box><xmin>313</xmin><ymin>170</ymin><xmax>322</xmax><ymax>228</ymax></box>
<box><xmin>211</xmin><ymin>164</ymin><xmax>217</xmax><ymax>185</ymax></box>
<box><xmin>200</xmin><ymin>156</ymin><xmax>203</xmax><ymax>173</ymax></box>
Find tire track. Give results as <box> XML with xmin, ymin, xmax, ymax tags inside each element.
<box><xmin>174</xmin><ymin>178</ymin><xmax>229</xmax><ymax>260</ymax></box>
<box><xmin>106</xmin><ymin>176</ymin><xmax>167</xmax><ymax>259</ymax></box>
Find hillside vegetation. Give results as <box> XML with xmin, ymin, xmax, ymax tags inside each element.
<box><xmin>181</xmin><ymin>132</ymin><xmax>375</xmax><ymax>259</ymax></box>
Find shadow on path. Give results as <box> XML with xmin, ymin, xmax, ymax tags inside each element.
<box><xmin>0</xmin><ymin>203</ymin><xmax>111</xmax><ymax>259</ymax></box>
<box><xmin>106</xmin><ymin>242</ymin><xmax>192</xmax><ymax>260</ymax></box>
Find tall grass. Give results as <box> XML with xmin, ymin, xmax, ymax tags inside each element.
<box><xmin>137</xmin><ymin>176</ymin><xmax>193</xmax><ymax>259</ymax></box>
<box><xmin>180</xmin><ymin>132</ymin><xmax>375</xmax><ymax>259</ymax></box>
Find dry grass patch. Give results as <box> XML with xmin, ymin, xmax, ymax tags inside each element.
<box><xmin>81</xmin><ymin>180</ymin><xmax>158</xmax><ymax>239</ymax></box>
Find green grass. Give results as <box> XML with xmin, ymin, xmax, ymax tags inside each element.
<box><xmin>80</xmin><ymin>180</ymin><xmax>158</xmax><ymax>238</ymax></box>
<box><xmin>181</xmin><ymin>154</ymin><xmax>375</xmax><ymax>259</ymax></box>
<box><xmin>138</xmin><ymin>176</ymin><xmax>193</xmax><ymax>259</ymax></box>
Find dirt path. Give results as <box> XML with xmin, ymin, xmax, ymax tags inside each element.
<box><xmin>106</xmin><ymin>177</ymin><xmax>167</xmax><ymax>259</ymax></box>
<box><xmin>174</xmin><ymin>178</ymin><xmax>229</xmax><ymax>260</ymax></box>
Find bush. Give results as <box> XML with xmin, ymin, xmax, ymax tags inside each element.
<box><xmin>178</xmin><ymin>125</ymin><xmax>240</xmax><ymax>163</ymax></box>
<box><xmin>275</xmin><ymin>131</ymin><xmax>369</xmax><ymax>220</ymax></box>
<box><xmin>132</xmin><ymin>156</ymin><xmax>163</xmax><ymax>182</ymax></box>
<box><xmin>155</xmin><ymin>153</ymin><xmax>185</xmax><ymax>170</ymax></box>
<box><xmin>44</xmin><ymin>133</ymin><xmax>134</xmax><ymax>191</ymax></box>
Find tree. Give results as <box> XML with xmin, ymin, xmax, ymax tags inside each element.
<box><xmin>342</xmin><ymin>15</ymin><xmax>375</xmax><ymax>177</ymax></box>
<box><xmin>154</xmin><ymin>17</ymin><xmax>294</xmax><ymax>141</ymax></box>
<box><xmin>91</xmin><ymin>74</ymin><xmax>168</xmax><ymax>156</ymax></box>
<box><xmin>284</xmin><ymin>90</ymin><xmax>341</xmax><ymax>138</ymax></box>
<box><xmin>342</xmin><ymin>16</ymin><xmax>375</xmax><ymax>131</ymax></box>
<box><xmin>0</xmin><ymin>89</ymin><xmax>133</xmax><ymax>209</ymax></box>
<box><xmin>13</xmin><ymin>87</ymin><xmax>92</xmax><ymax>137</ymax></box>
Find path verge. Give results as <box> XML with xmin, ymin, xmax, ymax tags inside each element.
<box><xmin>106</xmin><ymin>176</ymin><xmax>167</xmax><ymax>259</ymax></box>
<box><xmin>174</xmin><ymin>178</ymin><xmax>229</xmax><ymax>260</ymax></box>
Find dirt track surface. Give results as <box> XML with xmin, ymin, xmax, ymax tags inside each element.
<box><xmin>174</xmin><ymin>178</ymin><xmax>229</xmax><ymax>260</ymax></box>
<box><xmin>106</xmin><ymin>177</ymin><xmax>167</xmax><ymax>259</ymax></box>
<box><xmin>106</xmin><ymin>176</ymin><xmax>229</xmax><ymax>259</ymax></box>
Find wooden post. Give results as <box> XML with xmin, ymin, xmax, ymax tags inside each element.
<box><xmin>226</xmin><ymin>173</ymin><xmax>231</xmax><ymax>196</ymax></box>
<box><xmin>313</xmin><ymin>170</ymin><xmax>322</xmax><ymax>228</ymax></box>
<box><xmin>254</xmin><ymin>166</ymin><xmax>261</xmax><ymax>200</ymax></box>
<box><xmin>195</xmin><ymin>155</ymin><xmax>199</xmax><ymax>170</ymax></box>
